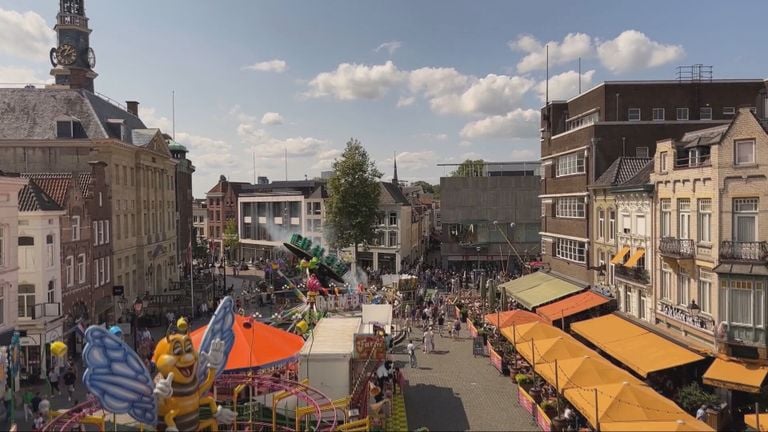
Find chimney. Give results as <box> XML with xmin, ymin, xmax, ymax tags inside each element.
<box><xmin>126</xmin><ymin>101</ymin><xmax>139</xmax><ymax>117</ymax></box>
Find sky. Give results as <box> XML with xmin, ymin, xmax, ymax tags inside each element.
<box><xmin>1</xmin><ymin>1</ymin><xmax>767</xmax><ymax>196</ymax></box>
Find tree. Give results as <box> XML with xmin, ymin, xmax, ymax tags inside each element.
<box><xmin>325</xmin><ymin>139</ymin><xmax>382</xmax><ymax>268</ymax></box>
<box><xmin>223</xmin><ymin>219</ymin><xmax>239</xmax><ymax>261</ymax></box>
<box><xmin>451</xmin><ymin>159</ymin><xmax>485</xmax><ymax>177</ymax></box>
<box><xmin>411</xmin><ymin>181</ymin><xmax>434</xmax><ymax>194</ymax></box>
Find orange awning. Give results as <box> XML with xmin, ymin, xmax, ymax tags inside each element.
<box><xmin>515</xmin><ymin>336</ymin><xmax>596</xmax><ymax>365</ymax></box>
<box><xmin>501</xmin><ymin>321</ymin><xmax>562</xmax><ymax>345</ymax></box>
<box><xmin>745</xmin><ymin>413</ymin><xmax>768</xmax><ymax>432</ymax></box>
<box><xmin>624</xmin><ymin>248</ymin><xmax>646</xmax><ymax>268</ymax></box>
<box><xmin>190</xmin><ymin>314</ymin><xmax>304</xmax><ymax>372</ymax></box>
<box><xmin>703</xmin><ymin>358</ymin><xmax>768</xmax><ymax>393</ymax></box>
<box><xmin>601</xmin><ymin>420</ymin><xmax>712</xmax><ymax>431</ymax></box>
<box><xmin>610</xmin><ymin>246</ymin><xmax>630</xmax><ymax>265</ymax></box>
<box><xmin>484</xmin><ymin>309</ymin><xmax>544</xmax><ymax>328</ymax></box>
<box><xmin>535</xmin><ymin>291</ymin><xmax>609</xmax><ymax>323</ymax></box>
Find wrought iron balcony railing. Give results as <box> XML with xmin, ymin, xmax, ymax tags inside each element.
<box><xmin>720</xmin><ymin>241</ymin><xmax>768</xmax><ymax>263</ymax></box>
<box><xmin>659</xmin><ymin>237</ymin><xmax>694</xmax><ymax>258</ymax></box>
<box><xmin>614</xmin><ymin>266</ymin><xmax>650</xmax><ymax>284</ymax></box>
<box><xmin>657</xmin><ymin>302</ymin><xmax>714</xmax><ymax>333</ymax></box>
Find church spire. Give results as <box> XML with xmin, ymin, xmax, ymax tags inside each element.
<box><xmin>392</xmin><ymin>152</ymin><xmax>399</xmax><ymax>185</ymax></box>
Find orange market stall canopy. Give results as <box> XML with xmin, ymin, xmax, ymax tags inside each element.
<box><xmin>702</xmin><ymin>357</ymin><xmax>768</xmax><ymax>393</ymax></box>
<box><xmin>190</xmin><ymin>314</ymin><xmax>304</xmax><ymax>372</ymax></box>
<box><xmin>600</xmin><ymin>419</ymin><xmax>713</xmax><ymax>431</ymax></box>
<box><xmin>571</xmin><ymin>314</ymin><xmax>704</xmax><ymax>377</ymax></box>
<box><xmin>484</xmin><ymin>309</ymin><xmax>544</xmax><ymax>328</ymax></box>
<box><xmin>515</xmin><ymin>336</ymin><xmax>597</xmax><ymax>365</ymax></box>
<box><xmin>535</xmin><ymin>290</ymin><xmax>609</xmax><ymax>324</ymax></box>
<box><xmin>745</xmin><ymin>413</ymin><xmax>768</xmax><ymax>432</ymax></box>
<box><xmin>536</xmin><ymin>355</ymin><xmax>642</xmax><ymax>392</ymax></box>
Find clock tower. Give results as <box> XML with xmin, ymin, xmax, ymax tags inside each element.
<box><xmin>49</xmin><ymin>0</ymin><xmax>97</xmax><ymax>92</ymax></box>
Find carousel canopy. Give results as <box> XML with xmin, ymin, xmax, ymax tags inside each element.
<box><xmin>190</xmin><ymin>314</ymin><xmax>304</xmax><ymax>372</ymax></box>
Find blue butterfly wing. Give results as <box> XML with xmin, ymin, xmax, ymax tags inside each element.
<box><xmin>197</xmin><ymin>296</ymin><xmax>236</xmax><ymax>382</ymax></box>
<box><xmin>82</xmin><ymin>326</ymin><xmax>156</xmax><ymax>426</ymax></box>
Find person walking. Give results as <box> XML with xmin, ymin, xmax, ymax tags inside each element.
<box><xmin>23</xmin><ymin>390</ymin><xmax>34</xmax><ymax>421</ymax></box>
<box><xmin>407</xmin><ymin>340</ymin><xmax>417</xmax><ymax>368</ymax></box>
<box><xmin>427</xmin><ymin>328</ymin><xmax>435</xmax><ymax>353</ymax></box>
<box><xmin>63</xmin><ymin>366</ymin><xmax>77</xmax><ymax>402</ymax></box>
<box><xmin>437</xmin><ymin>313</ymin><xmax>445</xmax><ymax>337</ymax></box>
<box><xmin>49</xmin><ymin>368</ymin><xmax>61</xmax><ymax>396</ymax></box>
<box><xmin>453</xmin><ymin>319</ymin><xmax>461</xmax><ymax>340</ymax></box>
<box><xmin>422</xmin><ymin>331</ymin><xmax>428</xmax><ymax>353</ymax></box>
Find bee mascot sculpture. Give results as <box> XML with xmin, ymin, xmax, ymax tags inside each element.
<box><xmin>83</xmin><ymin>297</ymin><xmax>237</xmax><ymax>431</ymax></box>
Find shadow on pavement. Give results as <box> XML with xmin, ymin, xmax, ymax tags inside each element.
<box><xmin>404</xmin><ymin>383</ymin><xmax>470</xmax><ymax>432</ymax></box>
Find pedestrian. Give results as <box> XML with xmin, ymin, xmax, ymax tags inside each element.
<box><xmin>427</xmin><ymin>327</ymin><xmax>435</xmax><ymax>353</ymax></box>
<box><xmin>33</xmin><ymin>412</ymin><xmax>45</xmax><ymax>431</ymax></box>
<box><xmin>31</xmin><ymin>391</ymin><xmax>42</xmax><ymax>415</ymax></box>
<box><xmin>49</xmin><ymin>368</ymin><xmax>61</xmax><ymax>396</ymax></box>
<box><xmin>23</xmin><ymin>390</ymin><xmax>34</xmax><ymax>421</ymax></box>
<box><xmin>406</xmin><ymin>340</ymin><xmax>417</xmax><ymax>368</ymax></box>
<box><xmin>696</xmin><ymin>404</ymin><xmax>707</xmax><ymax>422</ymax></box>
<box><xmin>63</xmin><ymin>366</ymin><xmax>77</xmax><ymax>401</ymax></box>
<box><xmin>437</xmin><ymin>313</ymin><xmax>445</xmax><ymax>337</ymax></box>
<box><xmin>422</xmin><ymin>331</ymin><xmax>428</xmax><ymax>353</ymax></box>
<box><xmin>453</xmin><ymin>319</ymin><xmax>461</xmax><ymax>340</ymax></box>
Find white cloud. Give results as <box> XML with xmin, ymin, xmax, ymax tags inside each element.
<box><xmin>238</xmin><ymin>123</ymin><xmax>328</xmax><ymax>158</ymax></box>
<box><xmin>0</xmin><ymin>8</ymin><xmax>55</xmax><ymax>62</ymax></box>
<box><xmin>374</xmin><ymin>41</ymin><xmax>402</xmax><ymax>56</ymax></box>
<box><xmin>310</xmin><ymin>149</ymin><xmax>342</xmax><ymax>172</ymax></box>
<box><xmin>243</xmin><ymin>59</ymin><xmax>287</xmax><ymax>73</ymax></box>
<box><xmin>0</xmin><ymin>66</ymin><xmax>51</xmax><ymax>87</ymax></box>
<box><xmin>459</xmin><ymin>108</ymin><xmax>540</xmax><ymax>140</ymax></box>
<box><xmin>392</xmin><ymin>151</ymin><xmax>437</xmax><ymax>170</ymax></box>
<box><xmin>536</xmin><ymin>69</ymin><xmax>596</xmax><ymax>102</ymax></box>
<box><xmin>396</xmin><ymin>96</ymin><xmax>415</xmax><ymax>107</ymax></box>
<box><xmin>510</xmin><ymin>33</ymin><xmax>593</xmax><ymax>73</ymax></box>
<box><xmin>408</xmin><ymin>67</ymin><xmax>469</xmax><ymax>98</ymax></box>
<box><xmin>260</xmin><ymin>112</ymin><xmax>284</xmax><ymax>126</ymax></box>
<box><xmin>597</xmin><ymin>30</ymin><xmax>684</xmax><ymax>73</ymax></box>
<box><xmin>305</xmin><ymin>61</ymin><xmax>406</xmax><ymax>100</ymax></box>
<box><xmin>458</xmin><ymin>140</ymin><xmax>472</xmax><ymax>147</ymax></box>
<box><xmin>417</xmin><ymin>132</ymin><xmax>448</xmax><ymax>141</ymax></box>
<box><xmin>430</xmin><ymin>74</ymin><xmax>535</xmax><ymax>116</ymax></box>
<box><xmin>509</xmin><ymin>148</ymin><xmax>539</xmax><ymax>160</ymax></box>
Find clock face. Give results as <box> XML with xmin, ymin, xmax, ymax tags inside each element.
<box><xmin>87</xmin><ymin>47</ymin><xmax>96</xmax><ymax>69</ymax></box>
<box><xmin>56</xmin><ymin>44</ymin><xmax>77</xmax><ymax>66</ymax></box>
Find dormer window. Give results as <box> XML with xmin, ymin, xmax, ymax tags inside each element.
<box><xmin>106</xmin><ymin>119</ymin><xmax>126</xmax><ymax>141</ymax></box>
<box><xmin>56</xmin><ymin>119</ymin><xmax>86</xmax><ymax>139</ymax></box>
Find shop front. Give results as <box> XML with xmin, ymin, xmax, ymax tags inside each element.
<box><xmin>18</xmin><ymin>319</ymin><xmax>64</xmax><ymax>383</ymax></box>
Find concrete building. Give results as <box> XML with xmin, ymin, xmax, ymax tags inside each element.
<box><xmin>169</xmin><ymin>139</ymin><xmax>195</xmax><ymax>273</ymax></box>
<box><xmin>651</xmin><ymin>109</ymin><xmax>768</xmax><ymax>358</ymax></box>
<box><xmin>0</xmin><ymin>0</ymin><xmax>178</xmax><ymax>300</ymax></box>
<box><xmin>541</xmin><ymin>76</ymin><xmax>768</xmax><ymax>286</ymax></box>
<box><xmin>590</xmin><ymin>158</ymin><xmax>654</xmax><ymax>322</ymax></box>
<box><xmin>440</xmin><ymin>162</ymin><xmax>541</xmax><ymax>272</ymax></box>
<box><xmin>237</xmin><ymin>180</ymin><xmax>326</xmax><ymax>261</ymax></box>
<box><xmin>192</xmin><ymin>198</ymin><xmax>208</xmax><ymax>243</ymax></box>
<box><xmin>0</xmin><ymin>174</ymin><xmax>27</xmax><ymax>345</ymax></box>
<box><xmin>17</xmin><ymin>180</ymin><xmax>66</xmax><ymax>378</ymax></box>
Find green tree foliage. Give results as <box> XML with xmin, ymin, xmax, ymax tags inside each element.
<box><xmin>325</xmin><ymin>139</ymin><xmax>383</xmax><ymax>262</ymax></box>
<box><xmin>674</xmin><ymin>382</ymin><xmax>720</xmax><ymax>414</ymax></box>
<box><xmin>223</xmin><ymin>219</ymin><xmax>239</xmax><ymax>260</ymax></box>
<box><xmin>411</xmin><ymin>180</ymin><xmax>434</xmax><ymax>194</ymax></box>
<box><xmin>451</xmin><ymin>159</ymin><xmax>485</xmax><ymax>177</ymax></box>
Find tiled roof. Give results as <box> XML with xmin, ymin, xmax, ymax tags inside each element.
<box><xmin>592</xmin><ymin>157</ymin><xmax>652</xmax><ymax>188</ymax></box>
<box><xmin>18</xmin><ymin>179</ymin><xmax>63</xmax><ymax>212</ymax></box>
<box><xmin>78</xmin><ymin>173</ymin><xmax>92</xmax><ymax>198</ymax></box>
<box><xmin>380</xmin><ymin>182</ymin><xmax>410</xmax><ymax>206</ymax></box>
<box><xmin>619</xmin><ymin>160</ymin><xmax>654</xmax><ymax>188</ymax></box>
<box><xmin>20</xmin><ymin>173</ymin><xmax>72</xmax><ymax>207</ymax></box>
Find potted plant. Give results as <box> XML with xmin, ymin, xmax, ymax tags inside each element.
<box><xmin>674</xmin><ymin>382</ymin><xmax>720</xmax><ymax>414</ymax></box>
<box><xmin>540</xmin><ymin>399</ymin><xmax>557</xmax><ymax>419</ymax></box>
<box><xmin>460</xmin><ymin>307</ymin><xmax>468</xmax><ymax>323</ymax></box>
<box><xmin>515</xmin><ymin>373</ymin><xmax>534</xmax><ymax>392</ymax></box>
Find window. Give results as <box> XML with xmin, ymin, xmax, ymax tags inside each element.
<box><xmin>98</xmin><ymin>258</ymin><xmax>105</xmax><ymax>286</ymax></box>
<box><xmin>698</xmin><ymin>199</ymin><xmax>711</xmax><ymax>243</ymax></box>
<box><xmin>677</xmin><ymin>270</ymin><xmax>689</xmax><ymax>306</ymax></box>
<box><xmin>652</xmin><ymin>108</ymin><xmax>665</xmax><ymax>121</ymax></box>
<box><xmin>676</xmin><ymin>107</ymin><xmax>689</xmax><ymax>120</ymax></box>
<box><xmin>639</xmin><ymin>293</ymin><xmax>647</xmax><ymax>320</ymax></box>
<box><xmin>0</xmin><ymin>226</ymin><xmax>4</xmax><ymax>267</ymax></box>
<box><xmin>18</xmin><ymin>284</ymin><xmax>35</xmax><ymax>319</ymax></box>
<box><xmin>565</xmin><ymin>111</ymin><xmax>599</xmax><ymax>131</ymax></box>
<box><xmin>635</xmin><ymin>147</ymin><xmax>649</xmax><ymax>158</ymax></box>
<box><xmin>105</xmin><ymin>220</ymin><xmax>110</xmax><ymax>244</ymax></box>
<box><xmin>93</xmin><ymin>259</ymin><xmax>99</xmax><ymax>287</ymax></box>
<box><xmin>98</xmin><ymin>192</ymin><xmax>103</xmax><ymax>207</ymax></box>
<box><xmin>660</xmin><ymin>151</ymin><xmax>668</xmax><ymax>172</ymax></box>
<box><xmin>734</xmin><ymin>198</ymin><xmax>758</xmax><ymax>242</ymax></box>
<box><xmin>93</xmin><ymin>221</ymin><xmax>98</xmax><ymax>246</ymax></box>
<box><xmin>0</xmin><ymin>288</ymin><xmax>3</xmax><ymax>324</ymax></box>
<box><xmin>556</xmin><ymin>197</ymin><xmax>585</xmax><ymax>218</ymax></box>
<box><xmin>65</xmin><ymin>256</ymin><xmax>74</xmax><ymax>287</ymax></box>
<box><xmin>628</xmin><ymin>108</ymin><xmax>641</xmax><ymax>121</ymax></box>
<box><xmin>699</xmin><ymin>270</ymin><xmax>712</xmax><ymax>314</ymax></box>
<box><xmin>557</xmin><ymin>152</ymin><xmax>585</xmax><ymax>176</ymax></box>
<box><xmin>661</xmin><ymin>263</ymin><xmax>672</xmax><ymax>301</ymax></box>
<box><xmin>46</xmin><ymin>234</ymin><xmax>55</xmax><ymax>268</ymax></box>
<box><xmin>597</xmin><ymin>209</ymin><xmax>605</xmax><ymax>240</ymax></box>
<box><xmin>621</xmin><ymin>214</ymin><xmax>631</xmax><ymax>234</ymax></box>
<box><xmin>636</xmin><ymin>215</ymin><xmax>646</xmax><ymax>236</ymax></box>
<box><xmin>678</xmin><ymin>199</ymin><xmax>691</xmax><ymax>239</ymax></box>
<box><xmin>77</xmin><ymin>254</ymin><xmax>86</xmax><ymax>283</ymax></box>
<box><xmin>723</xmin><ymin>107</ymin><xmax>736</xmax><ymax>115</ymax></box>
<box><xmin>98</xmin><ymin>220</ymin><xmax>104</xmax><ymax>245</ymax></box>
<box><xmin>71</xmin><ymin>215</ymin><xmax>80</xmax><ymax>241</ymax></box>
<box><xmin>556</xmin><ymin>239</ymin><xmax>586</xmax><ymax>263</ymax></box>
<box><xmin>660</xmin><ymin>199</ymin><xmax>671</xmax><ymax>236</ymax></box>
<box><xmin>608</xmin><ymin>210</ymin><xmax>615</xmax><ymax>241</ymax></box>
<box><xmin>735</xmin><ymin>139</ymin><xmax>756</xmax><ymax>165</ymax></box>
<box><xmin>388</xmin><ymin>231</ymin><xmax>397</xmax><ymax>247</ymax></box>
<box><xmin>700</xmin><ymin>107</ymin><xmax>712</xmax><ymax>120</ymax></box>
<box><xmin>725</xmin><ymin>280</ymin><xmax>764</xmax><ymax>326</ymax></box>
<box><xmin>105</xmin><ymin>258</ymin><xmax>110</xmax><ymax>283</ymax></box>
<box><xmin>47</xmin><ymin>280</ymin><xmax>55</xmax><ymax>303</ymax></box>
<box><xmin>56</xmin><ymin>120</ymin><xmax>73</xmax><ymax>138</ymax></box>
<box><xmin>389</xmin><ymin>213</ymin><xmax>397</xmax><ymax>226</ymax></box>
<box><xmin>116</xmin><ymin>216</ymin><xmax>121</xmax><ymax>241</ymax></box>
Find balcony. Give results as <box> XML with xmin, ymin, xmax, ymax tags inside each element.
<box><xmin>659</xmin><ymin>237</ymin><xmax>694</xmax><ymax>259</ymax></box>
<box><xmin>657</xmin><ymin>302</ymin><xmax>714</xmax><ymax>333</ymax></box>
<box><xmin>614</xmin><ymin>266</ymin><xmax>650</xmax><ymax>285</ymax></box>
<box><xmin>720</xmin><ymin>241</ymin><xmax>768</xmax><ymax>263</ymax></box>
<box><xmin>33</xmin><ymin>302</ymin><xmax>61</xmax><ymax>320</ymax></box>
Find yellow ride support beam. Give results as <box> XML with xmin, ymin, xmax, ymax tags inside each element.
<box><xmin>272</xmin><ymin>378</ymin><xmax>310</xmax><ymax>430</ymax></box>
<box><xmin>335</xmin><ymin>417</ymin><xmax>371</xmax><ymax>432</ymax></box>
<box><xmin>294</xmin><ymin>396</ymin><xmax>351</xmax><ymax>430</ymax></box>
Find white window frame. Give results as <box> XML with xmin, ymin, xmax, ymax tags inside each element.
<box><xmin>0</xmin><ymin>225</ymin><xmax>4</xmax><ymax>268</ymax></box>
<box><xmin>556</xmin><ymin>239</ymin><xmax>586</xmax><ymax>263</ymax></box>
<box><xmin>676</xmin><ymin>107</ymin><xmax>689</xmax><ymax>120</ymax></box>
<box><xmin>77</xmin><ymin>253</ymin><xmax>86</xmax><ymax>283</ymax></box>
<box><xmin>105</xmin><ymin>258</ymin><xmax>110</xmax><ymax>283</ymax></box>
<box><xmin>734</xmin><ymin>198</ymin><xmax>758</xmax><ymax>242</ymax></box>
<box><xmin>652</xmin><ymin>108</ymin><xmax>665</xmax><ymax>121</ymax></box>
<box><xmin>71</xmin><ymin>215</ymin><xmax>80</xmax><ymax>241</ymax></box>
<box><xmin>698</xmin><ymin>270</ymin><xmax>712</xmax><ymax>315</ymax></box>
<box><xmin>65</xmin><ymin>256</ymin><xmax>74</xmax><ymax>287</ymax></box>
<box><xmin>556</xmin><ymin>152</ymin><xmax>586</xmax><ymax>177</ymax></box>
<box><xmin>660</xmin><ymin>151</ymin><xmax>668</xmax><ymax>172</ymax></box>
<box><xmin>677</xmin><ymin>270</ymin><xmax>690</xmax><ymax>306</ymax></box>
<box><xmin>94</xmin><ymin>259</ymin><xmax>99</xmax><ymax>287</ymax></box>
<box><xmin>635</xmin><ymin>215</ymin><xmax>646</xmax><ymax>237</ymax></box>
<box><xmin>661</xmin><ymin>262</ymin><xmax>672</xmax><ymax>301</ymax></box>
<box><xmin>105</xmin><ymin>220</ymin><xmax>110</xmax><ymax>244</ymax></box>
<box><xmin>660</xmin><ymin>199</ymin><xmax>672</xmax><ymax>237</ymax></box>
<box><xmin>556</xmin><ymin>197</ymin><xmax>585</xmax><ymax>219</ymax></box>
<box><xmin>17</xmin><ymin>284</ymin><xmax>35</xmax><ymax>319</ymax></box>
<box><xmin>608</xmin><ymin>210</ymin><xmax>616</xmax><ymax>241</ymax></box>
<box><xmin>635</xmin><ymin>147</ymin><xmax>649</xmax><ymax>158</ymax></box>
<box><xmin>700</xmin><ymin>107</ymin><xmax>712</xmax><ymax>120</ymax></box>
<box><xmin>93</xmin><ymin>221</ymin><xmax>98</xmax><ymax>246</ymax></box>
<box><xmin>628</xmin><ymin>108</ymin><xmax>641</xmax><ymax>121</ymax></box>
<box><xmin>46</xmin><ymin>234</ymin><xmax>55</xmax><ymax>268</ymax></box>
<box><xmin>597</xmin><ymin>209</ymin><xmax>605</xmax><ymax>240</ymax></box>
<box><xmin>678</xmin><ymin>199</ymin><xmax>691</xmax><ymax>239</ymax></box>
<box><xmin>725</xmin><ymin>280</ymin><xmax>764</xmax><ymax>327</ymax></box>
<box><xmin>723</xmin><ymin>107</ymin><xmax>736</xmax><ymax>115</ymax></box>
<box><xmin>735</xmin><ymin>139</ymin><xmax>756</xmax><ymax>166</ymax></box>
<box><xmin>47</xmin><ymin>280</ymin><xmax>55</xmax><ymax>304</ymax></box>
<box><xmin>697</xmin><ymin>199</ymin><xmax>711</xmax><ymax>244</ymax></box>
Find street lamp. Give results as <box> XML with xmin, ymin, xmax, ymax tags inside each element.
<box><xmin>218</xmin><ymin>260</ymin><xmax>227</xmax><ymax>298</ymax></box>
<box><xmin>688</xmin><ymin>300</ymin><xmax>701</xmax><ymax>317</ymax></box>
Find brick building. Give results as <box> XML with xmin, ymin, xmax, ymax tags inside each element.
<box><xmin>168</xmin><ymin>138</ymin><xmax>195</xmax><ymax>274</ymax></box>
<box><xmin>205</xmin><ymin>176</ymin><xmax>252</xmax><ymax>260</ymax></box>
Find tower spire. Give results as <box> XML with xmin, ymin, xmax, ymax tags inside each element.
<box><xmin>49</xmin><ymin>0</ymin><xmax>97</xmax><ymax>91</ymax></box>
<box><xmin>392</xmin><ymin>152</ymin><xmax>398</xmax><ymax>185</ymax></box>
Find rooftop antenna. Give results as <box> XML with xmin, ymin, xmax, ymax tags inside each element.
<box><xmin>545</xmin><ymin>44</ymin><xmax>549</xmax><ymax>105</ymax></box>
<box><xmin>172</xmin><ymin>90</ymin><xmax>175</xmax><ymax>140</ymax></box>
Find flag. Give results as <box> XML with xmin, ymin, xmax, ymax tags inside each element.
<box><xmin>76</xmin><ymin>320</ymin><xmax>87</xmax><ymax>337</ymax></box>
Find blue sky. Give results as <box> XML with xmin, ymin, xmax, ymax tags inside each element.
<box><xmin>1</xmin><ymin>1</ymin><xmax>766</xmax><ymax>195</ymax></box>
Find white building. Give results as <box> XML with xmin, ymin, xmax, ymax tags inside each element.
<box><xmin>17</xmin><ymin>180</ymin><xmax>65</xmax><ymax>378</ymax></box>
<box><xmin>193</xmin><ymin>198</ymin><xmax>208</xmax><ymax>242</ymax></box>
<box><xmin>0</xmin><ymin>175</ymin><xmax>27</xmax><ymax>345</ymax></box>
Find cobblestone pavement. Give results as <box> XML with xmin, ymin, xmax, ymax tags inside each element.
<box><xmin>392</xmin><ymin>326</ymin><xmax>537</xmax><ymax>432</ymax></box>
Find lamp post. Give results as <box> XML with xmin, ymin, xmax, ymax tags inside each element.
<box><xmin>688</xmin><ymin>300</ymin><xmax>700</xmax><ymax>317</ymax></box>
<box><xmin>218</xmin><ymin>260</ymin><xmax>227</xmax><ymax>299</ymax></box>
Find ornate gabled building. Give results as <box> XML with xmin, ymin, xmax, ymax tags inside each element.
<box><xmin>0</xmin><ymin>0</ymin><xmax>179</xmax><ymax>306</ymax></box>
